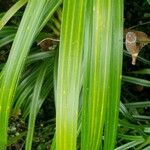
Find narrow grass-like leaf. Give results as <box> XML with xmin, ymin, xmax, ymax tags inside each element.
<box><xmin>122</xmin><ymin>76</ymin><xmax>150</xmax><ymax>87</ymax></box>
<box><xmin>125</xmin><ymin>101</ymin><xmax>150</xmax><ymax>108</ymax></box>
<box><xmin>26</xmin><ymin>51</ymin><xmax>55</xmax><ymax>64</ymax></box>
<box><xmin>56</xmin><ymin>0</ymin><xmax>87</xmax><ymax>149</ymax></box>
<box><xmin>25</xmin><ymin>61</ymin><xmax>48</xmax><ymax>150</ymax></box>
<box><xmin>136</xmin><ymin>137</ymin><xmax>150</xmax><ymax>150</ymax></box>
<box><xmin>22</xmin><ymin>68</ymin><xmax>53</xmax><ymax>119</ymax></box>
<box><xmin>82</xmin><ymin>0</ymin><xmax>113</xmax><ymax>149</ymax></box>
<box><xmin>104</xmin><ymin>1</ymin><xmax>123</xmax><ymax>149</ymax></box>
<box><xmin>12</xmin><ymin>79</ymin><xmax>35</xmax><ymax>115</ymax></box>
<box><xmin>12</xmin><ymin>56</ymin><xmax>54</xmax><ymax>116</ymax></box>
<box><xmin>38</xmin><ymin>0</ymin><xmax>62</xmax><ymax>33</ymax></box>
<box><xmin>0</xmin><ymin>0</ymin><xmax>28</xmax><ymax>30</ymax></box>
<box><xmin>0</xmin><ymin>26</ymin><xmax>17</xmax><ymax>38</ymax></box>
<box><xmin>120</xmin><ymin>102</ymin><xmax>134</xmax><ymax>121</ymax></box>
<box><xmin>131</xmin><ymin>69</ymin><xmax>150</xmax><ymax>74</ymax></box>
<box><xmin>119</xmin><ymin>119</ymin><xmax>145</xmax><ymax>130</ymax></box>
<box><xmin>115</xmin><ymin>141</ymin><xmax>144</xmax><ymax>150</ymax></box>
<box><xmin>118</xmin><ymin>134</ymin><xmax>144</xmax><ymax>141</ymax></box>
<box><xmin>0</xmin><ymin>34</ymin><xmax>15</xmax><ymax>48</ymax></box>
<box><xmin>0</xmin><ymin>0</ymin><xmax>60</xmax><ymax>148</ymax></box>
<box><xmin>132</xmin><ymin>115</ymin><xmax>150</xmax><ymax>120</ymax></box>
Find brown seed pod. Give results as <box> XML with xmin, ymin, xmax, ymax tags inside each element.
<box><xmin>38</xmin><ymin>38</ymin><xmax>53</xmax><ymax>51</ymax></box>
<box><xmin>125</xmin><ymin>32</ymin><xmax>140</xmax><ymax>65</ymax></box>
<box><xmin>37</xmin><ymin>38</ymin><xmax>60</xmax><ymax>51</ymax></box>
<box><xmin>134</xmin><ymin>31</ymin><xmax>150</xmax><ymax>49</ymax></box>
<box><xmin>125</xmin><ymin>30</ymin><xmax>150</xmax><ymax>65</ymax></box>
<box><xmin>134</xmin><ymin>31</ymin><xmax>150</xmax><ymax>42</ymax></box>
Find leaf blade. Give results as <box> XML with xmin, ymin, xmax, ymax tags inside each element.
<box><xmin>56</xmin><ymin>0</ymin><xmax>87</xmax><ymax>149</ymax></box>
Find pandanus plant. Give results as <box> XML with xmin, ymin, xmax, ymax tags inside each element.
<box><xmin>0</xmin><ymin>0</ymin><xmax>124</xmax><ymax>149</ymax></box>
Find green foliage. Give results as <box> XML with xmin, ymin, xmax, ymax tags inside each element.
<box><xmin>0</xmin><ymin>0</ymin><xmax>149</xmax><ymax>150</ymax></box>
<box><xmin>0</xmin><ymin>0</ymin><xmax>61</xmax><ymax>149</ymax></box>
<box><xmin>0</xmin><ymin>0</ymin><xmax>27</xmax><ymax>30</ymax></box>
<box><xmin>25</xmin><ymin>61</ymin><xmax>49</xmax><ymax>149</ymax></box>
<box><xmin>55</xmin><ymin>0</ymin><xmax>87</xmax><ymax>149</ymax></box>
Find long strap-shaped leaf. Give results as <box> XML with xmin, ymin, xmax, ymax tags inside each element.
<box><xmin>0</xmin><ymin>0</ymin><xmax>60</xmax><ymax>149</ymax></box>
<box><xmin>25</xmin><ymin>61</ymin><xmax>49</xmax><ymax>150</ymax></box>
<box><xmin>104</xmin><ymin>0</ymin><xmax>123</xmax><ymax>150</ymax></box>
<box><xmin>82</xmin><ymin>0</ymin><xmax>113</xmax><ymax>149</ymax></box>
<box><xmin>56</xmin><ymin>0</ymin><xmax>87</xmax><ymax>149</ymax></box>
<box><xmin>0</xmin><ymin>0</ymin><xmax>28</xmax><ymax>30</ymax></box>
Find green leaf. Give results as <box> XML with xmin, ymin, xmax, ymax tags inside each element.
<box><xmin>125</xmin><ymin>101</ymin><xmax>150</xmax><ymax>108</ymax></box>
<box><xmin>0</xmin><ymin>0</ymin><xmax>61</xmax><ymax>148</ymax></box>
<box><xmin>55</xmin><ymin>0</ymin><xmax>87</xmax><ymax>149</ymax></box>
<box><xmin>104</xmin><ymin>1</ymin><xmax>123</xmax><ymax>149</ymax></box>
<box><xmin>131</xmin><ymin>69</ymin><xmax>150</xmax><ymax>75</ymax></box>
<box><xmin>0</xmin><ymin>0</ymin><xmax>28</xmax><ymax>30</ymax></box>
<box><xmin>118</xmin><ymin>134</ymin><xmax>144</xmax><ymax>141</ymax></box>
<box><xmin>115</xmin><ymin>141</ymin><xmax>144</xmax><ymax>150</ymax></box>
<box><xmin>122</xmin><ymin>76</ymin><xmax>150</xmax><ymax>87</ymax></box>
<box><xmin>120</xmin><ymin>102</ymin><xmax>134</xmax><ymax>121</ymax></box>
<box><xmin>26</xmin><ymin>51</ymin><xmax>55</xmax><ymax>64</ymax></box>
<box><xmin>25</xmin><ymin>61</ymin><xmax>48</xmax><ymax>150</ymax></box>
<box><xmin>81</xmin><ymin>0</ymin><xmax>120</xmax><ymax>149</ymax></box>
<box><xmin>12</xmin><ymin>67</ymin><xmax>38</xmax><ymax>115</ymax></box>
<box><xmin>147</xmin><ymin>0</ymin><xmax>150</xmax><ymax>5</ymax></box>
<box><xmin>0</xmin><ymin>26</ymin><xmax>17</xmax><ymax>38</ymax></box>
<box><xmin>22</xmin><ymin>65</ymin><xmax>54</xmax><ymax>119</ymax></box>
<box><xmin>0</xmin><ymin>34</ymin><xmax>15</xmax><ymax>49</ymax></box>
